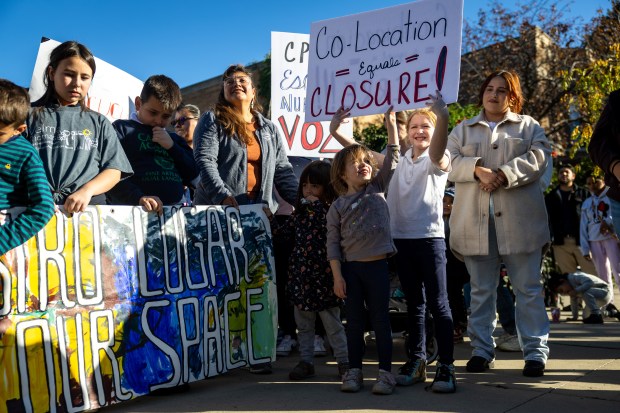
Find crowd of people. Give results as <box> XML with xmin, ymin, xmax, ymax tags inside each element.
<box><xmin>1</xmin><ymin>40</ymin><xmax>620</xmax><ymax>397</ymax></box>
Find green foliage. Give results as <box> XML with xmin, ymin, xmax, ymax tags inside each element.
<box><xmin>447</xmin><ymin>103</ymin><xmax>480</xmax><ymax>132</ymax></box>
<box><xmin>353</xmin><ymin>123</ymin><xmax>388</xmax><ymax>153</ymax></box>
<box><xmin>257</xmin><ymin>54</ymin><xmax>271</xmax><ymax>114</ymax></box>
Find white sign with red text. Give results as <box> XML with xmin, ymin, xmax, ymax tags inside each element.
<box><xmin>271</xmin><ymin>32</ymin><xmax>350</xmax><ymax>157</ymax></box>
<box><xmin>306</xmin><ymin>0</ymin><xmax>463</xmax><ymax>121</ymax></box>
<box><xmin>29</xmin><ymin>38</ymin><xmax>144</xmax><ymax>122</ymax></box>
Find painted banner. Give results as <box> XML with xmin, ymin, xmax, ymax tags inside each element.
<box><xmin>28</xmin><ymin>38</ymin><xmax>144</xmax><ymax>122</ymax></box>
<box><xmin>270</xmin><ymin>32</ymin><xmax>351</xmax><ymax>158</ymax></box>
<box><xmin>0</xmin><ymin>205</ymin><xmax>277</xmax><ymax>413</ymax></box>
<box><xmin>305</xmin><ymin>0</ymin><xmax>463</xmax><ymax>121</ymax></box>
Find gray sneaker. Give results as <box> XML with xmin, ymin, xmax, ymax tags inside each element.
<box><xmin>372</xmin><ymin>369</ymin><xmax>396</xmax><ymax>395</ymax></box>
<box><xmin>395</xmin><ymin>358</ymin><xmax>427</xmax><ymax>386</ymax></box>
<box><xmin>341</xmin><ymin>368</ymin><xmax>363</xmax><ymax>392</ymax></box>
<box><xmin>337</xmin><ymin>361</ymin><xmax>350</xmax><ymax>380</ymax></box>
<box><xmin>497</xmin><ymin>334</ymin><xmax>521</xmax><ymax>352</ymax></box>
<box><xmin>430</xmin><ymin>362</ymin><xmax>456</xmax><ymax>393</ymax></box>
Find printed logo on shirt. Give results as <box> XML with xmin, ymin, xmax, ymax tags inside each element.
<box><xmin>137</xmin><ymin>133</ymin><xmax>176</xmax><ymax>170</ymax></box>
<box><xmin>4</xmin><ymin>163</ymin><xmax>10</xmax><ymax>170</ymax></box>
<box><xmin>31</xmin><ymin>125</ymin><xmax>98</xmax><ymax>151</ymax></box>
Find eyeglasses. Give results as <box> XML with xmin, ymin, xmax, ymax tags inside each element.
<box><xmin>223</xmin><ymin>76</ymin><xmax>252</xmax><ymax>87</ymax></box>
<box><xmin>172</xmin><ymin>116</ymin><xmax>197</xmax><ymax>128</ymax></box>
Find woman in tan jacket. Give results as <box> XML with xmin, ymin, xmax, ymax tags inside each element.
<box><xmin>445</xmin><ymin>70</ymin><xmax>551</xmax><ymax>378</ymax></box>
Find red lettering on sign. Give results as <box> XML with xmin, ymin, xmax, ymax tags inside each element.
<box><xmin>278</xmin><ymin>115</ymin><xmax>300</xmax><ymax>150</ymax></box>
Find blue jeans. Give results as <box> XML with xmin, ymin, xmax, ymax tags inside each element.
<box><xmin>464</xmin><ymin>217</ymin><xmax>549</xmax><ymax>363</ymax></box>
<box><xmin>394</xmin><ymin>238</ymin><xmax>454</xmax><ymax>364</ymax></box>
<box><xmin>342</xmin><ymin>259</ymin><xmax>392</xmax><ymax>372</ymax></box>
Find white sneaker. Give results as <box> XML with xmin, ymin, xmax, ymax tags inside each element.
<box><xmin>276</xmin><ymin>335</ymin><xmax>296</xmax><ymax>356</ymax></box>
<box><xmin>314</xmin><ymin>335</ymin><xmax>327</xmax><ymax>356</ymax></box>
<box><xmin>497</xmin><ymin>334</ymin><xmax>521</xmax><ymax>352</ymax></box>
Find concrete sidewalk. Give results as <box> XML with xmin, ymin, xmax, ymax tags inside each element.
<box><xmin>103</xmin><ymin>311</ymin><xmax>620</xmax><ymax>413</ymax></box>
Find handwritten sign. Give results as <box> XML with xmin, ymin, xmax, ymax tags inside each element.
<box><xmin>28</xmin><ymin>38</ymin><xmax>144</xmax><ymax>122</ymax></box>
<box><xmin>306</xmin><ymin>0</ymin><xmax>463</xmax><ymax>121</ymax></box>
<box><xmin>270</xmin><ymin>32</ymin><xmax>351</xmax><ymax>157</ymax></box>
<box><xmin>0</xmin><ymin>205</ymin><xmax>276</xmax><ymax>413</ymax></box>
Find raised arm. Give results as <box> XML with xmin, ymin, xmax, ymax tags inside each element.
<box><xmin>329</xmin><ymin>106</ymin><xmax>386</xmax><ymax>166</ymax></box>
<box><xmin>427</xmin><ymin>91</ymin><xmax>450</xmax><ymax>172</ymax></box>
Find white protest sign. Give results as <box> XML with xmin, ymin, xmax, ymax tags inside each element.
<box><xmin>270</xmin><ymin>32</ymin><xmax>350</xmax><ymax>158</ymax></box>
<box><xmin>29</xmin><ymin>38</ymin><xmax>144</xmax><ymax>122</ymax></box>
<box><xmin>306</xmin><ymin>0</ymin><xmax>463</xmax><ymax>121</ymax></box>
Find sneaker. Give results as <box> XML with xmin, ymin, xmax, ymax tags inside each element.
<box><xmin>606</xmin><ymin>303</ymin><xmax>619</xmax><ymax>317</ymax></box>
<box><xmin>341</xmin><ymin>368</ymin><xmax>363</xmax><ymax>393</ymax></box>
<box><xmin>372</xmin><ymin>369</ymin><xmax>396</xmax><ymax>395</ymax></box>
<box><xmin>583</xmin><ymin>314</ymin><xmax>604</xmax><ymax>324</ymax></box>
<box><xmin>465</xmin><ymin>356</ymin><xmax>494</xmax><ymax>372</ymax></box>
<box><xmin>314</xmin><ymin>335</ymin><xmax>327</xmax><ymax>356</ymax></box>
<box><xmin>249</xmin><ymin>362</ymin><xmax>272</xmax><ymax>374</ymax></box>
<box><xmin>276</xmin><ymin>335</ymin><xmax>296</xmax><ymax>356</ymax></box>
<box><xmin>522</xmin><ymin>360</ymin><xmax>545</xmax><ymax>377</ymax></box>
<box><xmin>337</xmin><ymin>362</ymin><xmax>350</xmax><ymax>380</ymax></box>
<box><xmin>289</xmin><ymin>361</ymin><xmax>315</xmax><ymax>380</ymax></box>
<box><xmin>430</xmin><ymin>362</ymin><xmax>456</xmax><ymax>393</ymax></box>
<box><xmin>497</xmin><ymin>334</ymin><xmax>521</xmax><ymax>352</ymax></box>
<box><xmin>395</xmin><ymin>358</ymin><xmax>426</xmax><ymax>386</ymax></box>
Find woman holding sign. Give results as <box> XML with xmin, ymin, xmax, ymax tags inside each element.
<box><xmin>444</xmin><ymin>70</ymin><xmax>551</xmax><ymax>377</ymax></box>
<box><xmin>193</xmin><ymin>64</ymin><xmax>298</xmax><ymax>375</ymax></box>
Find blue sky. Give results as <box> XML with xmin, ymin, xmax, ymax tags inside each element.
<box><xmin>0</xmin><ymin>0</ymin><xmax>612</xmax><ymax>89</ymax></box>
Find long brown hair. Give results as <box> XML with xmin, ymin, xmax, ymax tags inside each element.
<box><xmin>214</xmin><ymin>64</ymin><xmax>263</xmax><ymax>145</ymax></box>
<box><xmin>32</xmin><ymin>40</ymin><xmax>96</xmax><ymax>110</ymax></box>
<box><xmin>477</xmin><ymin>70</ymin><xmax>524</xmax><ymax>114</ymax></box>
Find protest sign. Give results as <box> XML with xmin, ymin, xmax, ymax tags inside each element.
<box><xmin>306</xmin><ymin>0</ymin><xmax>463</xmax><ymax>121</ymax></box>
<box><xmin>0</xmin><ymin>205</ymin><xmax>276</xmax><ymax>413</ymax></box>
<box><xmin>28</xmin><ymin>38</ymin><xmax>144</xmax><ymax>122</ymax></box>
<box><xmin>271</xmin><ymin>32</ymin><xmax>351</xmax><ymax>157</ymax></box>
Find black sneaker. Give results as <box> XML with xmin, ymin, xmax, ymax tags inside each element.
<box><xmin>465</xmin><ymin>356</ymin><xmax>494</xmax><ymax>372</ymax></box>
<box><xmin>289</xmin><ymin>361</ymin><xmax>316</xmax><ymax>380</ymax></box>
<box><xmin>249</xmin><ymin>362</ymin><xmax>272</xmax><ymax>374</ymax></box>
<box><xmin>583</xmin><ymin>314</ymin><xmax>604</xmax><ymax>324</ymax></box>
<box><xmin>523</xmin><ymin>360</ymin><xmax>545</xmax><ymax>377</ymax></box>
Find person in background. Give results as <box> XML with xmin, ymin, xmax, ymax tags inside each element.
<box><xmin>0</xmin><ymin>79</ymin><xmax>54</xmax><ymax>256</ymax></box>
<box><xmin>443</xmin><ymin>187</ymin><xmax>470</xmax><ymax>345</ymax></box>
<box><xmin>173</xmin><ymin>103</ymin><xmax>200</xmax><ymax>148</ymax></box>
<box><xmin>548</xmin><ymin>271</ymin><xmax>613</xmax><ymax>324</ymax></box>
<box><xmin>327</xmin><ymin>106</ymin><xmax>399</xmax><ymax>395</ymax></box>
<box><xmin>106</xmin><ymin>75</ymin><xmax>198</xmax><ymax>213</ymax></box>
<box><xmin>273</xmin><ymin>189</ymin><xmax>299</xmax><ymax>357</ymax></box>
<box><xmin>545</xmin><ymin>165</ymin><xmax>597</xmax><ymax>276</ymax></box>
<box><xmin>26</xmin><ymin>40</ymin><xmax>132</xmax><ymax>213</ymax></box>
<box><xmin>193</xmin><ymin>64</ymin><xmax>298</xmax><ymax>374</ymax></box>
<box><xmin>445</xmin><ymin>70</ymin><xmax>551</xmax><ymax>378</ymax></box>
<box><xmin>580</xmin><ymin>175</ymin><xmax>620</xmax><ymax>316</ymax></box>
<box><xmin>173</xmin><ymin>103</ymin><xmax>201</xmax><ymax>203</ymax></box>
<box><xmin>589</xmin><ymin>89</ymin><xmax>620</xmax><ymax>229</ymax></box>
<box><xmin>272</xmin><ymin>160</ymin><xmax>349</xmax><ymax>381</ymax></box>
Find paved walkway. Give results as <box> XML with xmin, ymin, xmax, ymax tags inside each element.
<box><xmin>103</xmin><ymin>310</ymin><xmax>620</xmax><ymax>413</ymax></box>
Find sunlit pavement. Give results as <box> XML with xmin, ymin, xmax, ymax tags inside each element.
<box><xmin>102</xmin><ymin>307</ymin><xmax>620</xmax><ymax>413</ymax></box>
